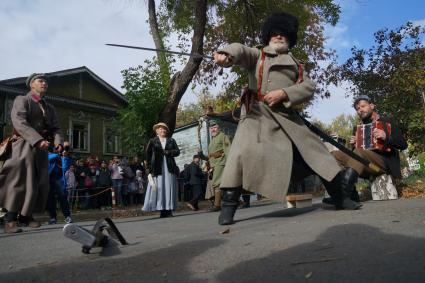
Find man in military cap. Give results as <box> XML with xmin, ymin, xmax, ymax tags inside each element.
<box><xmin>0</xmin><ymin>73</ymin><xmax>63</xmax><ymax>233</ymax></box>
<box><xmin>213</xmin><ymin>12</ymin><xmax>360</xmax><ymax>225</ymax></box>
<box><xmin>198</xmin><ymin>119</ymin><xmax>231</xmax><ymax>212</ymax></box>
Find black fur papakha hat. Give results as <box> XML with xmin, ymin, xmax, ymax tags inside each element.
<box><xmin>260</xmin><ymin>12</ymin><xmax>299</xmax><ymax>48</ymax></box>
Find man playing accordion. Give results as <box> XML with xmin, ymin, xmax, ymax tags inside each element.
<box><xmin>325</xmin><ymin>95</ymin><xmax>407</xmax><ymax>204</ymax></box>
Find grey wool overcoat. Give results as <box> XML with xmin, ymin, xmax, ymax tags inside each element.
<box><xmin>218</xmin><ymin>43</ymin><xmax>341</xmax><ymax>201</ymax></box>
<box><xmin>0</xmin><ymin>92</ymin><xmax>63</xmax><ymax>215</ymax></box>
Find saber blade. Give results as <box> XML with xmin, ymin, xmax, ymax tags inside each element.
<box><xmin>106</xmin><ymin>43</ymin><xmax>213</xmax><ymax>60</ymax></box>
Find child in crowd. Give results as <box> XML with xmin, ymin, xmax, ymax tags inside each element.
<box><xmin>47</xmin><ymin>151</ymin><xmax>73</xmax><ymax>224</ymax></box>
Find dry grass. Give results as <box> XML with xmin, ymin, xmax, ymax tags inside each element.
<box><xmin>399</xmin><ymin>180</ymin><xmax>425</xmax><ymax>198</ymax></box>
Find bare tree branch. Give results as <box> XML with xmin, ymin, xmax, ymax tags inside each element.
<box><xmin>148</xmin><ymin>0</ymin><xmax>170</xmax><ymax>81</ymax></box>
<box><xmin>149</xmin><ymin>0</ymin><xmax>207</xmax><ymax>133</ymax></box>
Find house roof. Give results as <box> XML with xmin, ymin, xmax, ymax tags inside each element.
<box><xmin>0</xmin><ymin>83</ymin><xmax>26</xmax><ymax>96</ymax></box>
<box><xmin>0</xmin><ymin>83</ymin><xmax>119</xmax><ymax>115</ymax></box>
<box><xmin>174</xmin><ymin>108</ymin><xmax>240</xmax><ymax>132</ymax></box>
<box><xmin>0</xmin><ymin>66</ymin><xmax>127</xmax><ymax>104</ymax></box>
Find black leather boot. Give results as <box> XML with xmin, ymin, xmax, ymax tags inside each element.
<box><xmin>241</xmin><ymin>194</ymin><xmax>251</xmax><ymax>208</ymax></box>
<box><xmin>321</xmin><ymin>172</ymin><xmax>343</xmax><ymax>206</ymax></box>
<box><xmin>337</xmin><ymin>168</ymin><xmax>362</xmax><ymax>210</ymax></box>
<box><xmin>321</xmin><ymin>169</ymin><xmax>362</xmax><ymax>210</ymax></box>
<box><xmin>218</xmin><ymin>187</ymin><xmax>242</xmax><ymax>225</ymax></box>
<box><xmin>351</xmin><ymin>187</ymin><xmax>360</xmax><ymax>202</ymax></box>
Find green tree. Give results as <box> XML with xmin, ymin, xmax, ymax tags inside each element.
<box><xmin>327</xmin><ymin>114</ymin><xmax>359</xmax><ymax>144</ymax></box>
<box><xmin>311</xmin><ymin>119</ymin><xmax>329</xmax><ymax>132</ymax></box>
<box><xmin>176</xmin><ymin>102</ymin><xmax>204</xmax><ymax>127</ymax></box>
<box><xmin>175</xmin><ymin>88</ymin><xmax>238</xmax><ymax>127</ymax></box>
<box><xmin>144</xmin><ymin>0</ymin><xmax>341</xmax><ymax>134</ymax></box>
<box><xmin>119</xmin><ymin>60</ymin><xmax>168</xmax><ymax>156</ymax></box>
<box><xmin>339</xmin><ymin>22</ymin><xmax>425</xmax><ymax>155</ymax></box>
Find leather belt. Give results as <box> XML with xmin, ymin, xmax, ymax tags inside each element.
<box><xmin>209</xmin><ymin>150</ymin><xmax>224</xmax><ymax>159</ymax></box>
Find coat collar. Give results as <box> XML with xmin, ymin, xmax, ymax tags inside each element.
<box><xmin>212</xmin><ymin>131</ymin><xmax>223</xmax><ymax>140</ymax></box>
<box><xmin>263</xmin><ymin>45</ymin><xmax>290</xmax><ymax>55</ymax></box>
<box><xmin>155</xmin><ymin>136</ymin><xmax>171</xmax><ymax>145</ymax></box>
<box><xmin>27</xmin><ymin>91</ymin><xmax>43</xmax><ymax>103</ymax></box>
<box><xmin>262</xmin><ymin>45</ymin><xmax>296</xmax><ymax>66</ymax></box>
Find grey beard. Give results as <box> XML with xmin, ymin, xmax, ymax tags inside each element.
<box><xmin>269</xmin><ymin>41</ymin><xmax>289</xmax><ymax>53</ymax></box>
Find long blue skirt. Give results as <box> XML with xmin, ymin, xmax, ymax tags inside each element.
<box><xmin>142</xmin><ymin>157</ymin><xmax>178</xmax><ymax>211</ymax></box>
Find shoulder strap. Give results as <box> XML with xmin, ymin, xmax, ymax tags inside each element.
<box><xmin>257</xmin><ymin>51</ymin><xmax>304</xmax><ymax>100</ymax></box>
<box><xmin>288</xmin><ymin>54</ymin><xmax>304</xmax><ymax>84</ymax></box>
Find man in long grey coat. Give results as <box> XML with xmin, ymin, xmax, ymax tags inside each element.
<box><xmin>214</xmin><ymin>12</ymin><xmax>361</xmax><ymax>225</ymax></box>
<box><xmin>0</xmin><ymin>73</ymin><xmax>63</xmax><ymax>233</ymax></box>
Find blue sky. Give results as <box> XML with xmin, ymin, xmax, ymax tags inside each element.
<box><xmin>309</xmin><ymin>0</ymin><xmax>425</xmax><ymax>122</ymax></box>
<box><xmin>1</xmin><ymin>0</ymin><xmax>424</xmax><ymax>124</ymax></box>
<box><xmin>333</xmin><ymin>0</ymin><xmax>425</xmax><ymax>62</ymax></box>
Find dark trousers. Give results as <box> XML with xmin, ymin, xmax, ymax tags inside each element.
<box><xmin>184</xmin><ymin>183</ymin><xmax>193</xmax><ymax>201</ymax></box>
<box><xmin>188</xmin><ymin>184</ymin><xmax>203</xmax><ymax>209</ymax></box>
<box><xmin>47</xmin><ymin>177</ymin><xmax>71</xmax><ymax>219</ymax></box>
<box><xmin>97</xmin><ymin>186</ymin><xmax>112</xmax><ymax>207</ymax></box>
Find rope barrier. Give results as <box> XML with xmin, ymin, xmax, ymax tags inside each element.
<box><xmin>66</xmin><ymin>183</ymin><xmax>145</xmax><ymax>192</ymax></box>
<box><xmin>67</xmin><ymin>187</ymin><xmax>112</xmax><ymax>198</ymax></box>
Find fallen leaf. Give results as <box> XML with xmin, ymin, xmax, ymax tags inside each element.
<box><xmin>220</xmin><ymin>228</ymin><xmax>230</xmax><ymax>234</ymax></box>
<box><xmin>305</xmin><ymin>271</ymin><xmax>312</xmax><ymax>279</ymax></box>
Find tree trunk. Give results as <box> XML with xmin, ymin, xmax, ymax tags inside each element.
<box><xmin>148</xmin><ymin>0</ymin><xmax>170</xmax><ymax>84</ymax></box>
<box><xmin>148</xmin><ymin>0</ymin><xmax>207</xmax><ymax>134</ymax></box>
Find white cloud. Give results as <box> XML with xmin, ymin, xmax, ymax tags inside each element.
<box><xmin>0</xmin><ymin>0</ymin><xmax>154</xmax><ymax>92</ymax></box>
<box><xmin>308</xmin><ymin>83</ymin><xmax>355</xmax><ymax>125</ymax></box>
<box><xmin>0</xmin><ymin>0</ymin><xmax>366</xmax><ymax>124</ymax></box>
<box><xmin>412</xmin><ymin>18</ymin><xmax>425</xmax><ymax>27</ymax></box>
<box><xmin>324</xmin><ymin>23</ymin><xmax>359</xmax><ymax>52</ymax></box>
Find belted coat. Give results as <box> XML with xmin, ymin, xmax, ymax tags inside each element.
<box><xmin>218</xmin><ymin>43</ymin><xmax>341</xmax><ymax>201</ymax></box>
<box><xmin>0</xmin><ymin>92</ymin><xmax>63</xmax><ymax>215</ymax></box>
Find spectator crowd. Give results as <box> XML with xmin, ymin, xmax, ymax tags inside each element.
<box><xmin>65</xmin><ymin>155</ymin><xmax>147</xmax><ymax>211</ymax></box>
<box><xmin>57</xmin><ymin>152</ymin><xmax>212</xmax><ymax>212</ymax></box>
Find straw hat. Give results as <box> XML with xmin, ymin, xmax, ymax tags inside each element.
<box><xmin>153</xmin><ymin>122</ymin><xmax>169</xmax><ymax>132</ymax></box>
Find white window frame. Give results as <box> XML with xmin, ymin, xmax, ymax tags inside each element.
<box><xmin>103</xmin><ymin>120</ymin><xmax>121</xmax><ymax>155</ymax></box>
<box><xmin>69</xmin><ymin>118</ymin><xmax>90</xmax><ymax>153</ymax></box>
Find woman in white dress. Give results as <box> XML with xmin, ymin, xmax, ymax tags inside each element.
<box><xmin>142</xmin><ymin>122</ymin><xmax>180</xmax><ymax>218</ymax></box>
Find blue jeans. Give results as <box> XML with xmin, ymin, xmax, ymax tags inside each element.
<box><xmin>47</xmin><ymin>176</ymin><xmax>71</xmax><ymax>219</ymax></box>
<box><xmin>112</xmin><ymin>179</ymin><xmax>123</xmax><ymax>205</ymax></box>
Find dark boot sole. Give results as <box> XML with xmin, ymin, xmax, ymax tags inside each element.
<box><xmin>218</xmin><ymin>216</ymin><xmax>235</xmax><ymax>225</ymax></box>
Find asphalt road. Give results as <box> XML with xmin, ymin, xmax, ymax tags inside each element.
<box><xmin>1</xmin><ymin>198</ymin><xmax>425</xmax><ymax>283</ymax></box>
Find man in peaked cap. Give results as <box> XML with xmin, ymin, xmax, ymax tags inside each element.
<box><xmin>0</xmin><ymin>72</ymin><xmax>63</xmax><ymax>233</ymax></box>
<box><xmin>213</xmin><ymin>12</ymin><xmax>361</xmax><ymax>225</ymax></box>
<box><xmin>198</xmin><ymin>119</ymin><xmax>232</xmax><ymax>212</ymax></box>
<box><xmin>26</xmin><ymin>73</ymin><xmax>49</xmax><ymax>88</ymax></box>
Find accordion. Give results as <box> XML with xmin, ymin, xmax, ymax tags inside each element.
<box><xmin>355</xmin><ymin>121</ymin><xmax>391</xmax><ymax>152</ymax></box>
